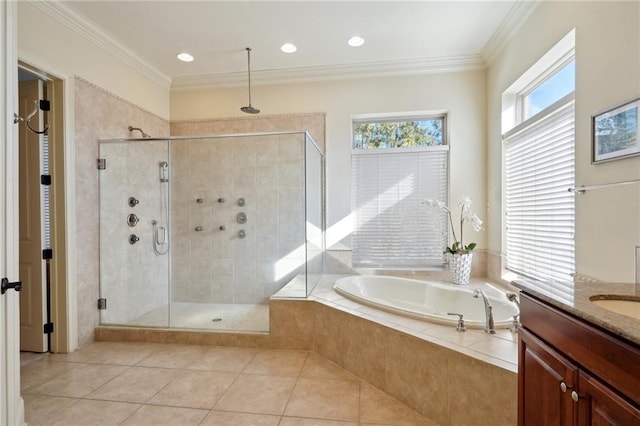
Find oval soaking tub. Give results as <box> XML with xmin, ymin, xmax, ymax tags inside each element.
<box><xmin>333</xmin><ymin>275</ymin><xmax>518</xmax><ymax>329</ymax></box>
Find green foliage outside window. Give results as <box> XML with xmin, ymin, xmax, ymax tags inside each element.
<box><xmin>353</xmin><ymin>119</ymin><xmax>444</xmax><ymax>149</ymax></box>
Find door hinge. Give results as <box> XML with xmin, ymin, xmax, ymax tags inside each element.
<box><xmin>42</xmin><ymin>249</ymin><xmax>53</xmax><ymax>260</ymax></box>
<box><xmin>98</xmin><ymin>298</ymin><xmax>107</xmax><ymax>310</ymax></box>
<box><xmin>41</xmin><ymin>174</ymin><xmax>52</xmax><ymax>185</ymax></box>
<box><xmin>97</xmin><ymin>158</ymin><xmax>106</xmax><ymax>170</ymax></box>
<box><xmin>43</xmin><ymin>322</ymin><xmax>54</xmax><ymax>334</ymax></box>
<box><xmin>39</xmin><ymin>100</ymin><xmax>51</xmax><ymax>112</ymax></box>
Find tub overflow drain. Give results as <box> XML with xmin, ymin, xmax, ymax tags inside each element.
<box><xmin>212</xmin><ymin>318</ymin><xmax>223</xmax><ymax>322</ymax></box>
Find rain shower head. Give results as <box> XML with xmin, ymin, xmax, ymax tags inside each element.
<box><xmin>240</xmin><ymin>105</ymin><xmax>260</xmax><ymax>114</ymax></box>
<box><xmin>241</xmin><ymin>47</ymin><xmax>260</xmax><ymax>114</ymax></box>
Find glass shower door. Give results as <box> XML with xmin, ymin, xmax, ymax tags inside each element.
<box><xmin>98</xmin><ymin>140</ymin><xmax>170</xmax><ymax>327</ymax></box>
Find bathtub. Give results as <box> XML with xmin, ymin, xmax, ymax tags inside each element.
<box><xmin>333</xmin><ymin>275</ymin><xmax>519</xmax><ymax>330</ymax></box>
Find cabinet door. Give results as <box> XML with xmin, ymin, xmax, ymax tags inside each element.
<box><xmin>519</xmin><ymin>328</ymin><xmax>578</xmax><ymax>426</ymax></box>
<box><xmin>577</xmin><ymin>371</ymin><xmax>640</xmax><ymax>426</ymax></box>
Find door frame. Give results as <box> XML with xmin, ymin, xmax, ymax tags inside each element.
<box><xmin>16</xmin><ymin>58</ymin><xmax>78</xmax><ymax>354</ymax></box>
<box><xmin>18</xmin><ymin>61</ymin><xmax>76</xmax><ymax>353</ymax></box>
<box><xmin>1</xmin><ymin>1</ymin><xmax>25</xmax><ymax>424</ymax></box>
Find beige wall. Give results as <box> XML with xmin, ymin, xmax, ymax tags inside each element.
<box><xmin>171</xmin><ymin>70</ymin><xmax>488</xmax><ymax>251</ymax></box>
<box><xmin>75</xmin><ymin>77</ymin><xmax>169</xmax><ymax>346</ymax></box>
<box><xmin>17</xmin><ymin>2</ymin><xmax>170</xmax><ymax>119</ymax></box>
<box><xmin>487</xmin><ymin>1</ymin><xmax>640</xmax><ymax>282</ymax></box>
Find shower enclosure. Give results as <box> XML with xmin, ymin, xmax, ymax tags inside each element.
<box><xmin>98</xmin><ymin>132</ymin><xmax>324</xmax><ymax>332</ymax></box>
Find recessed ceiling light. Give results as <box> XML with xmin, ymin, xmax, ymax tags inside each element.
<box><xmin>347</xmin><ymin>36</ymin><xmax>365</xmax><ymax>47</ymax></box>
<box><xmin>176</xmin><ymin>52</ymin><xmax>194</xmax><ymax>62</ymax></box>
<box><xmin>281</xmin><ymin>43</ymin><xmax>297</xmax><ymax>53</ymax></box>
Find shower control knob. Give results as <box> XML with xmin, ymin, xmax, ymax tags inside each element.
<box><xmin>237</xmin><ymin>229</ymin><xmax>246</xmax><ymax>239</ymax></box>
<box><xmin>195</xmin><ymin>226</ymin><xmax>204</xmax><ymax>232</ymax></box>
<box><xmin>127</xmin><ymin>213</ymin><xmax>140</xmax><ymax>227</ymax></box>
<box><xmin>129</xmin><ymin>234</ymin><xmax>140</xmax><ymax>244</ymax></box>
<box><xmin>128</xmin><ymin>197</ymin><xmax>140</xmax><ymax>207</ymax></box>
<box><xmin>236</xmin><ymin>212</ymin><xmax>247</xmax><ymax>224</ymax></box>
<box><xmin>237</xmin><ymin>198</ymin><xmax>245</xmax><ymax>207</ymax></box>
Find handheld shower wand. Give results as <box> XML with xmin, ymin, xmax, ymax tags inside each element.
<box><xmin>159</xmin><ymin>161</ymin><xmax>169</xmax><ymax>183</ymax></box>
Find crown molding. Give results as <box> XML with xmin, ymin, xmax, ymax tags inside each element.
<box><xmin>28</xmin><ymin>0</ymin><xmax>171</xmax><ymax>91</ymax></box>
<box><xmin>481</xmin><ymin>0</ymin><xmax>541</xmax><ymax>65</ymax></box>
<box><xmin>171</xmin><ymin>54</ymin><xmax>485</xmax><ymax>91</ymax></box>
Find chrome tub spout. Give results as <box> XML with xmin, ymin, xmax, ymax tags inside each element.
<box><xmin>473</xmin><ymin>288</ymin><xmax>496</xmax><ymax>334</ymax></box>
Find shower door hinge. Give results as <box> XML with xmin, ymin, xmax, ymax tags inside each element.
<box><xmin>43</xmin><ymin>322</ymin><xmax>54</xmax><ymax>334</ymax></box>
<box><xmin>98</xmin><ymin>298</ymin><xmax>107</xmax><ymax>310</ymax></box>
<box><xmin>97</xmin><ymin>158</ymin><xmax>106</xmax><ymax>170</ymax></box>
<box><xmin>41</xmin><ymin>174</ymin><xmax>51</xmax><ymax>185</ymax></box>
<box><xmin>42</xmin><ymin>249</ymin><xmax>53</xmax><ymax>260</ymax></box>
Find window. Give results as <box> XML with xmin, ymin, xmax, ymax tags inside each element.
<box><xmin>503</xmin><ymin>32</ymin><xmax>575</xmax><ymax>298</ymax></box>
<box><xmin>351</xmin><ymin>115</ymin><xmax>449</xmax><ymax>269</ymax></box>
<box><xmin>353</xmin><ymin>117</ymin><xmax>445</xmax><ymax>149</ymax></box>
<box><xmin>521</xmin><ymin>58</ymin><xmax>575</xmax><ymax>120</ymax></box>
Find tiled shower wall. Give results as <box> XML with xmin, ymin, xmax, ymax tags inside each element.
<box><xmin>75</xmin><ymin>77</ymin><xmax>170</xmax><ymax>346</ymax></box>
<box><xmin>170</xmin><ymin>114</ymin><xmax>326</xmax><ymax>304</ymax></box>
<box><xmin>98</xmin><ymin>141</ymin><xmax>170</xmax><ymax>325</ymax></box>
<box><xmin>170</xmin><ymin>133</ymin><xmax>308</xmax><ymax>304</ymax></box>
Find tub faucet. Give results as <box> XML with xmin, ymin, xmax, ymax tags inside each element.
<box><xmin>473</xmin><ymin>289</ymin><xmax>496</xmax><ymax>334</ymax></box>
<box><xmin>506</xmin><ymin>292</ymin><xmax>521</xmax><ymax>333</ymax></box>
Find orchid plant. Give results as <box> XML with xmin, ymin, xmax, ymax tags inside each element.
<box><xmin>424</xmin><ymin>196</ymin><xmax>483</xmax><ymax>255</ymax></box>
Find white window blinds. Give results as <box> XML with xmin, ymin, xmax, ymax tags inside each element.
<box><xmin>351</xmin><ymin>147</ymin><xmax>449</xmax><ymax>269</ymax></box>
<box><xmin>504</xmin><ymin>96</ymin><xmax>575</xmax><ymax>294</ymax></box>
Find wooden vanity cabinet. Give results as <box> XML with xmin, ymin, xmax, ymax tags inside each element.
<box><xmin>518</xmin><ymin>293</ymin><xmax>640</xmax><ymax>426</ymax></box>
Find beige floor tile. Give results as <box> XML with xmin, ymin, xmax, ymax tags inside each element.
<box><xmin>280</xmin><ymin>417</ymin><xmax>358</xmax><ymax>426</ymax></box>
<box><xmin>47</xmin><ymin>399</ymin><xmax>140</xmax><ymax>426</ymax></box>
<box><xmin>148</xmin><ymin>369</ymin><xmax>237</xmax><ymax>409</ymax></box>
<box><xmin>121</xmin><ymin>405</ymin><xmax>209</xmax><ymax>425</ymax></box>
<box><xmin>20</xmin><ymin>351</ymin><xmax>47</xmax><ymax>367</ymax></box>
<box><xmin>23</xmin><ymin>394</ymin><xmax>78</xmax><ymax>426</ymax></box>
<box><xmin>214</xmin><ymin>374</ymin><xmax>297</xmax><ymax>415</ymax></box>
<box><xmin>136</xmin><ymin>344</ymin><xmax>208</xmax><ymax>369</ymax></box>
<box><xmin>188</xmin><ymin>346</ymin><xmax>258</xmax><ymax>372</ymax></box>
<box><xmin>27</xmin><ymin>363</ymin><xmax>128</xmax><ymax>398</ymax></box>
<box><xmin>83</xmin><ymin>342</ymin><xmax>160</xmax><ymax>365</ymax></box>
<box><xmin>284</xmin><ymin>377</ymin><xmax>360</xmax><ymax>421</ymax></box>
<box><xmin>243</xmin><ymin>350</ymin><xmax>308</xmax><ymax>376</ymax></box>
<box><xmin>359</xmin><ymin>383</ymin><xmax>436</xmax><ymax>426</ymax></box>
<box><xmin>300</xmin><ymin>352</ymin><xmax>358</xmax><ymax>381</ymax></box>
<box><xmin>47</xmin><ymin>342</ymin><xmax>127</xmax><ymax>363</ymax></box>
<box><xmin>200</xmin><ymin>410</ymin><xmax>281</xmax><ymax>425</ymax></box>
<box><xmin>86</xmin><ymin>366</ymin><xmax>180</xmax><ymax>403</ymax></box>
<box><xmin>21</xmin><ymin>359</ymin><xmax>79</xmax><ymax>392</ymax></box>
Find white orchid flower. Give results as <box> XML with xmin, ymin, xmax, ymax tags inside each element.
<box><xmin>459</xmin><ymin>196</ymin><xmax>472</xmax><ymax>213</ymax></box>
<box><xmin>425</xmin><ymin>196</ymin><xmax>483</xmax><ymax>255</ymax></box>
<box><xmin>469</xmin><ymin>213</ymin><xmax>483</xmax><ymax>232</ymax></box>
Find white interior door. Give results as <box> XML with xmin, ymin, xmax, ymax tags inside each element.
<box><xmin>18</xmin><ymin>80</ymin><xmax>47</xmax><ymax>353</ymax></box>
<box><xmin>1</xmin><ymin>1</ymin><xmax>25</xmax><ymax>424</ymax></box>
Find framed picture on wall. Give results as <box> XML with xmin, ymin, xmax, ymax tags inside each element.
<box><xmin>592</xmin><ymin>98</ymin><xmax>640</xmax><ymax>164</ymax></box>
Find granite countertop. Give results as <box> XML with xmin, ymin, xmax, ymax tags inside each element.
<box><xmin>512</xmin><ymin>279</ymin><xmax>640</xmax><ymax>347</ymax></box>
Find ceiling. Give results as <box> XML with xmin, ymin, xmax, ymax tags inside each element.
<box><xmin>57</xmin><ymin>1</ymin><xmax>535</xmax><ymax>88</ymax></box>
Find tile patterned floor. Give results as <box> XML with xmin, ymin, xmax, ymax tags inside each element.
<box><xmin>21</xmin><ymin>342</ymin><xmax>436</xmax><ymax>426</ymax></box>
